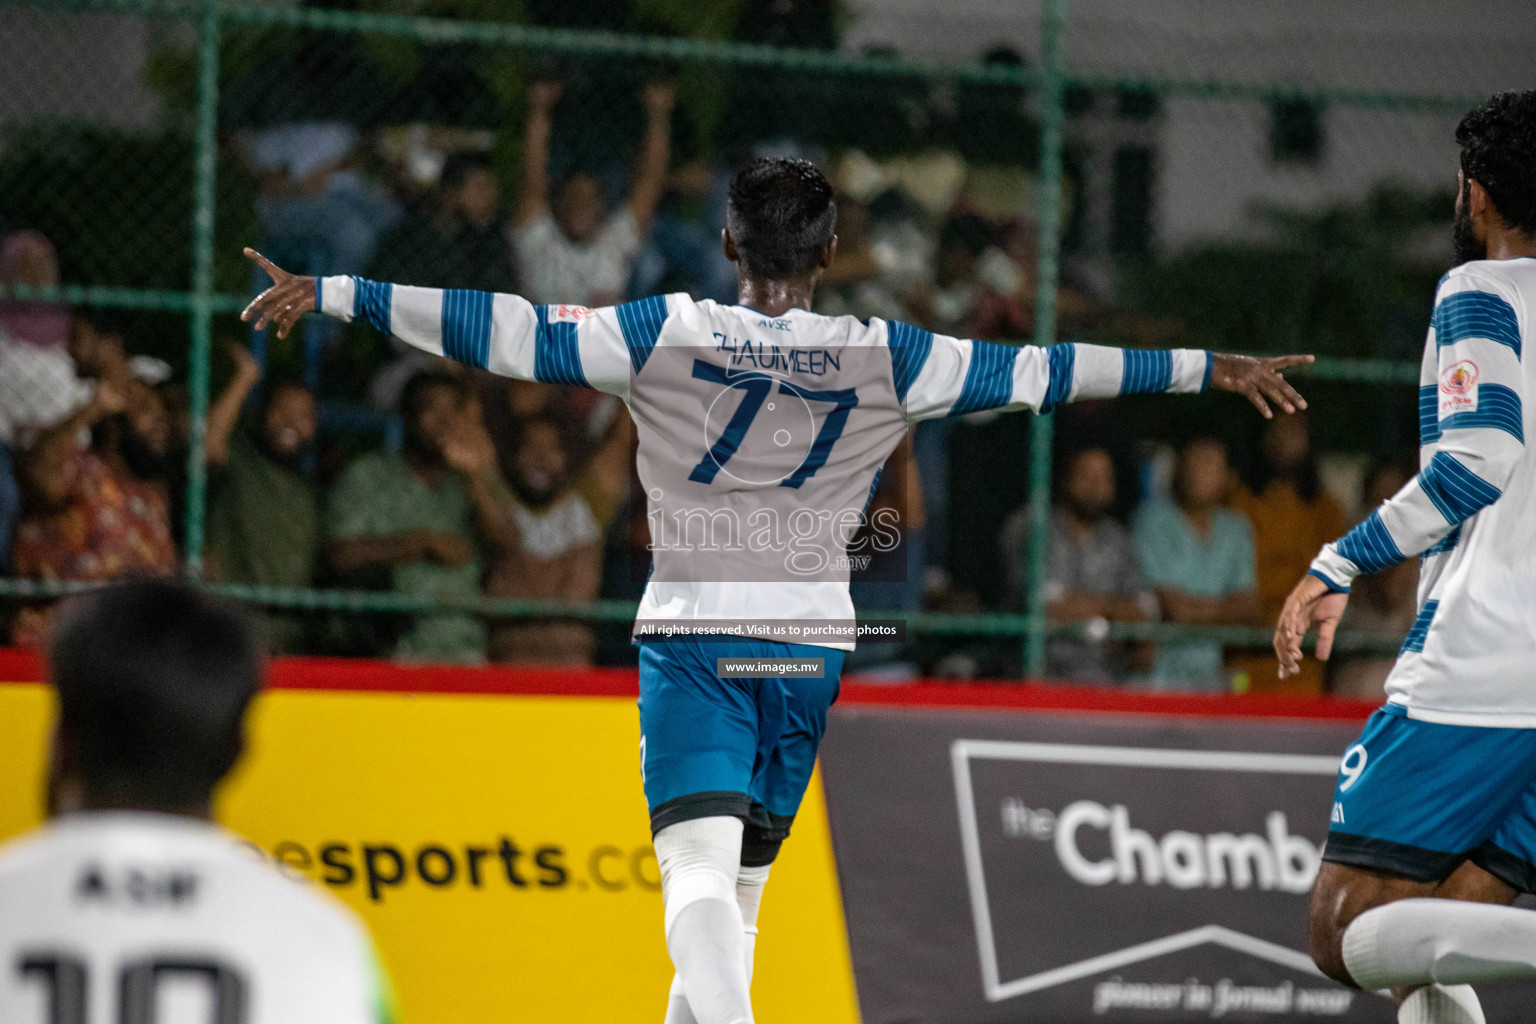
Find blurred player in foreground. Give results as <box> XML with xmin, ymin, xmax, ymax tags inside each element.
<box><xmin>1277</xmin><ymin>91</ymin><xmax>1536</xmax><ymax>1024</ymax></box>
<box><xmin>0</xmin><ymin>580</ymin><xmax>396</xmax><ymax>1024</ymax></box>
<box><xmin>243</xmin><ymin>158</ymin><xmax>1310</xmax><ymax>1024</ymax></box>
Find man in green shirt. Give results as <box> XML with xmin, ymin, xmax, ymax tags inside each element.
<box><xmin>327</xmin><ymin>370</ymin><xmax>499</xmax><ymax>663</ymax></box>
<box><xmin>206</xmin><ymin>376</ymin><xmax>321</xmax><ymax>653</ymax></box>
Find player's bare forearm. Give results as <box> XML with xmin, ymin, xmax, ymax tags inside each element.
<box><xmin>241</xmin><ymin>248</ymin><xmax>315</xmax><ymax>339</ymax></box>
<box><xmin>1209</xmin><ymin>352</ymin><xmax>1313</xmax><ymax>418</ymax></box>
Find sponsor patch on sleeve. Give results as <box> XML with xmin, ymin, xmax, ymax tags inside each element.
<box><xmin>1439</xmin><ymin>359</ymin><xmax>1479</xmax><ymax>416</ymax></box>
<box><xmin>549</xmin><ymin>304</ymin><xmax>598</xmax><ymax>322</ymax></box>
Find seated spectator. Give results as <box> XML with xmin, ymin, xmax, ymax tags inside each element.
<box><xmin>1227</xmin><ymin>413</ymin><xmax>1347</xmax><ymax>695</ymax></box>
<box><xmin>0</xmin><ymin>232</ymin><xmax>89</xmax><ymax>567</ymax></box>
<box><xmin>205</xmin><ymin>352</ymin><xmax>319</xmax><ymax>654</ymax></box>
<box><xmin>326</xmin><ymin>371</ymin><xmax>509</xmax><ymax>664</ymax></box>
<box><xmin>442</xmin><ymin>405</ymin><xmax>630</xmax><ymax>665</ymax></box>
<box><xmin>12</xmin><ymin>380</ymin><xmax>177</xmax><ymax>645</ymax></box>
<box><xmin>370</xmin><ymin>152</ymin><xmax>516</xmax><ymax>292</ymax></box>
<box><xmin>513</xmin><ymin>79</ymin><xmax>673</xmax><ymax>307</ymax></box>
<box><xmin>814</xmin><ymin>196</ymin><xmax>908</xmax><ymax>322</ymax></box>
<box><xmin>1133</xmin><ymin>437</ymin><xmax>1260</xmax><ymax>692</ymax></box>
<box><xmin>905</xmin><ymin>213</ymin><xmax>996</xmax><ymax>335</ymax></box>
<box><xmin>366</xmin><ymin>152</ymin><xmax>517</xmax><ymax>410</ymax></box>
<box><xmin>1003</xmin><ymin>446</ymin><xmax>1155</xmax><ymax>684</ymax></box>
<box><xmin>1328</xmin><ymin>458</ymin><xmax>1421</xmax><ymax>699</ymax></box>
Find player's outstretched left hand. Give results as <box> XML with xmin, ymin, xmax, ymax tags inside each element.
<box><xmin>240</xmin><ymin>248</ymin><xmax>317</xmax><ymax>340</ymax></box>
<box><xmin>1210</xmin><ymin>353</ymin><xmax>1314</xmax><ymax>419</ymax></box>
<box><xmin>1274</xmin><ymin>572</ymin><xmax>1350</xmax><ymax>679</ymax></box>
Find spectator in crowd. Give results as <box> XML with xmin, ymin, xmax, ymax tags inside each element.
<box><xmin>440</xmin><ymin>403</ymin><xmax>631</xmax><ymax>665</ymax></box>
<box><xmin>205</xmin><ymin>349</ymin><xmax>319</xmax><ymax>653</ymax></box>
<box><xmin>12</xmin><ymin>379</ymin><xmax>177</xmax><ymax>645</ymax></box>
<box><xmin>235</xmin><ymin>33</ymin><xmax>397</xmax><ymax>282</ymax></box>
<box><xmin>369</xmin><ymin>152</ymin><xmax>516</xmax><ymax>292</ymax></box>
<box><xmin>1328</xmin><ymin>457</ymin><xmax>1421</xmax><ymax>699</ymax></box>
<box><xmin>814</xmin><ymin>196</ymin><xmax>907</xmax><ymax>322</ymax></box>
<box><xmin>0</xmin><ymin>232</ymin><xmax>89</xmax><ymax>567</ymax></box>
<box><xmin>1133</xmin><ymin>437</ymin><xmax>1260</xmax><ymax>692</ymax></box>
<box><xmin>905</xmin><ymin>213</ymin><xmax>996</xmax><ymax>335</ymax></box>
<box><xmin>326</xmin><ymin>370</ymin><xmax>506</xmax><ymax>663</ymax></box>
<box><xmin>1003</xmin><ymin>446</ymin><xmax>1155</xmax><ymax>683</ymax></box>
<box><xmin>366</xmin><ymin>152</ymin><xmax>517</xmax><ymax>410</ymax></box>
<box><xmin>513</xmin><ymin>79</ymin><xmax>674</xmax><ymax>307</ymax></box>
<box><xmin>631</xmin><ymin>160</ymin><xmax>738</xmax><ymax>302</ymax></box>
<box><xmin>1227</xmin><ymin>413</ymin><xmax>1347</xmax><ymax>694</ymax></box>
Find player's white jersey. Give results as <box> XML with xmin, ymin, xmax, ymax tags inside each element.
<box><xmin>319</xmin><ymin>276</ymin><xmax>1211</xmax><ymax>648</ymax></box>
<box><xmin>1311</xmin><ymin>258</ymin><xmax>1536</xmax><ymax>726</ymax></box>
<box><xmin>0</xmin><ymin>812</ymin><xmax>393</xmax><ymax>1024</ymax></box>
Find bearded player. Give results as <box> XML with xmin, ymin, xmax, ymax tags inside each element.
<box><xmin>244</xmin><ymin>157</ymin><xmax>1310</xmax><ymax>1024</ymax></box>
<box><xmin>1277</xmin><ymin>91</ymin><xmax>1536</xmax><ymax>1024</ymax></box>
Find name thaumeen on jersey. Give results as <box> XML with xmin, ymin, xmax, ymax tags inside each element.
<box><xmin>633</xmin><ymin>344</ymin><xmax>908</xmax><ymax>587</ymax></box>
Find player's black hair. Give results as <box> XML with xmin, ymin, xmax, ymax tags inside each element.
<box><xmin>49</xmin><ymin>580</ymin><xmax>263</xmax><ymax>810</ymax></box>
<box><xmin>399</xmin><ymin>368</ymin><xmax>462</xmax><ymax>423</ymax></box>
<box><xmin>726</xmin><ymin>157</ymin><xmax>837</xmax><ymax>279</ymax></box>
<box><xmin>441</xmin><ymin>151</ymin><xmax>495</xmax><ymax>192</ymax></box>
<box><xmin>1457</xmin><ymin>91</ymin><xmax>1536</xmax><ymax>234</ymax></box>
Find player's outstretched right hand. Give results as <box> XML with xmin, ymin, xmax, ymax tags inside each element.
<box><xmin>241</xmin><ymin>248</ymin><xmax>317</xmax><ymax>340</ymax></box>
<box><xmin>1209</xmin><ymin>353</ymin><xmax>1314</xmax><ymax>419</ymax></box>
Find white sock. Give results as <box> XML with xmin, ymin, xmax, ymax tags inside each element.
<box><xmin>663</xmin><ymin>973</ymin><xmax>699</xmax><ymax>1024</ymax></box>
<box><xmin>1344</xmin><ymin>898</ymin><xmax>1536</xmax><ymax>990</ymax></box>
<box><xmin>667</xmin><ymin>900</ymin><xmax>754</xmax><ymax>1024</ymax></box>
<box><xmin>665</xmin><ymin>860</ymin><xmax>771</xmax><ymax>1022</ymax></box>
<box><xmin>1397</xmin><ymin>985</ymin><xmax>1485</xmax><ymax>1024</ymax></box>
<box><xmin>737</xmin><ymin>863</ymin><xmax>772</xmax><ymax>985</ymax></box>
<box><xmin>655</xmin><ymin>818</ymin><xmax>753</xmax><ymax>1024</ymax></box>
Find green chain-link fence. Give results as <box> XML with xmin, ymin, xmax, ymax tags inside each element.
<box><xmin>0</xmin><ymin>0</ymin><xmax>1493</xmax><ymax>682</ymax></box>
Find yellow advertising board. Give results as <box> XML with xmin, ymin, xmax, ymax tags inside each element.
<box><xmin>0</xmin><ymin>663</ymin><xmax>861</xmax><ymax>1024</ymax></box>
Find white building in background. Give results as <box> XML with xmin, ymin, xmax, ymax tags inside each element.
<box><xmin>0</xmin><ymin>6</ymin><xmax>169</xmax><ymax>134</ymax></box>
<box><xmin>844</xmin><ymin>0</ymin><xmax>1536</xmax><ymax>254</ymax></box>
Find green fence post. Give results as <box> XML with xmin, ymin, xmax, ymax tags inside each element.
<box><xmin>1023</xmin><ymin>0</ymin><xmax>1069</xmax><ymax>678</ymax></box>
<box><xmin>184</xmin><ymin>0</ymin><xmax>221</xmax><ymax>579</ymax></box>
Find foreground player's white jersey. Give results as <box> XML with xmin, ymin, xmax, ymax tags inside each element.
<box><xmin>0</xmin><ymin>812</ymin><xmax>393</xmax><ymax>1024</ymax></box>
<box><xmin>1311</xmin><ymin>258</ymin><xmax>1536</xmax><ymax>726</ymax></box>
<box><xmin>319</xmin><ymin>277</ymin><xmax>1211</xmax><ymax>648</ymax></box>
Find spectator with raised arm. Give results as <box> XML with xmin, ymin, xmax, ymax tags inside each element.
<box><xmin>513</xmin><ymin>79</ymin><xmax>674</xmax><ymax>307</ymax></box>
<box><xmin>12</xmin><ymin>379</ymin><xmax>177</xmax><ymax>648</ymax></box>
<box><xmin>440</xmin><ymin>402</ymin><xmax>631</xmax><ymax>666</ymax></box>
<box><xmin>326</xmin><ymin>370</ymin><xmax>518</xmax><ymax>664</ymax></box>
<box><xmin>1133</xmin><ymin>436</ymin><xmax>1261</xmax><ymax>691</ymax></box>
<box><xmin>205</xmin><ymin>348</ymin><xmax>320</xmax><ymax>653</ymax></box>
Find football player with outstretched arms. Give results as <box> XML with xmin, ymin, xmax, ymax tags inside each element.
<box><xmin>243</xmin><ymin>156</ymin><xmax>1310</xmax><ymax>1024</ymax></box>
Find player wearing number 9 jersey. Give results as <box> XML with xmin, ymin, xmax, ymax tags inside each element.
<box><xmin>1275</xmin><ymin>92</ymin><xmax>1536</xmax><ymax>1024</ymax></box>
<box><xmin>0</xmin><ymin>581</ymin><xmax>397</xmax><ymax>1024</ymax></box>
<box><xmin>242</xmin><ymin>156</ymin><xmax>1311</xmax><ymax>1024</ymax></box>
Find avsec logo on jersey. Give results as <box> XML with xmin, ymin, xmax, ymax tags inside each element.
<box><xmin>549</xmin><ymin>304</ymin><xmax>598</xmax><ymax>321</ymax></box>
<box><xmin>1440</xmin><ymin>359</ymin><xmax>1479</xmax><ymax>416</ymax></box>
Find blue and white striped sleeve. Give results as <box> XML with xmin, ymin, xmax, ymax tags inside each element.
<box><xmin>316</xmin><ymin>276</ymin><xmax>674</xmax><ymax>400</ymax></box>
<box><xmin>888</xmin><ymin>322</ymin><xmax>1213</xmax><ymax>423</ymax></box>
<box><xmin>1309</xmin><ymin>268</ymin><xmax>1526</xmax><ymax>592</ymax></box>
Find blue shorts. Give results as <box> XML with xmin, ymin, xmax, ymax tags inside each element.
<box><xmin>1325</xmin><ymin>705</ymin><xmax>1536</xmax><ymax>891</ymax></box>
<box><xmin>638</xmin><ymin>638</ymin><xmax>842</xmax><ymax>862</ymax></box>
